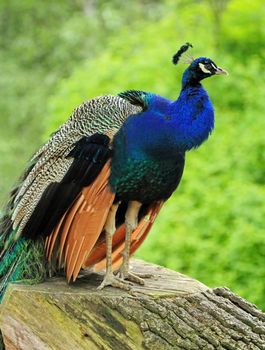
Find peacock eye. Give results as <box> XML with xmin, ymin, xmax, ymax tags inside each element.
<box><xmin>198</xmin><ymin>62</ymin><xmax>212</xmax><ymax>74</ymax></box>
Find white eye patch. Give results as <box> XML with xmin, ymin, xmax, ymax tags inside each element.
<box><xmin>199</xmin><ymin>63</ymin><xmax>211</xmax><ymax>74</ymax></box>
<box><xmin>211</xmin><ymin>62</ymin><xmax>217</xmax><ymax>70</ymax></box>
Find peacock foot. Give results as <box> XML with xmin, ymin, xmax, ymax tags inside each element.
<box><xmin>97</xmin><ymin>272</ymin><xmax>132</xmax><ymax>291</ymax></box>
<box><xmin>115</xmin><ymin>268</ymin><xmax>145</xmax><ymax>286</ymax></box>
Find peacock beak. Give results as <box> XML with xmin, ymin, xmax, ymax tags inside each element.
<box><xmin>215</xmin><ymin>67</ymin><xmax>229</xmax><ymax>75</ymax></box>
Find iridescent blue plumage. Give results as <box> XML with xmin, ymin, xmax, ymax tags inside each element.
<box><xmin>111</xmin><ymin>54</ymin><xmax>227</xmax><ymax>204</ymax></box>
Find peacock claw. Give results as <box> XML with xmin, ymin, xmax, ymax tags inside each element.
<box><xmin>115</xmin><ymin>270</ymin><xmax>145</xmax><ymax>286</ymax></box>
<box><xmin>97</xmin><ymin>272</ymin><xmax>132</xmax><ymax>291</ymax></box>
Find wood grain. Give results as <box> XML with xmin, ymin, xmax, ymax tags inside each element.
<box><xmin>1</xmin><ymin>259</ymin><xmax>264</xmax><ymax>350</ymax></box>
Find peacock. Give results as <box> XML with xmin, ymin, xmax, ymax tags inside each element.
<box><xmin>0</xmin><ymin>43</ymin><xmax>228</xmax><ymax>298</ymax></box>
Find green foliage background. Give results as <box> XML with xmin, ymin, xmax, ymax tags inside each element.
<box><xmin>0</xmin><ymin>0</ymin><xmax>264</xmax><ymax>308</ymax></box>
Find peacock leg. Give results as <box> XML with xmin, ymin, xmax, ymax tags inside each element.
<box><xmin>98</xmin><ymin>203</ymin><xmax>132</xmax><ymax>290</ymax></box>
<box><xmin>116</xmin><ymin>201</ymin><xmax>145</xmax><ymax>285</ymax></box>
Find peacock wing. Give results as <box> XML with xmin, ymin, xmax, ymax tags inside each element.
<box><xmin>2</xmin><ymin>95</ymin><xmax>141</xmax><ymax>241</ymax></box>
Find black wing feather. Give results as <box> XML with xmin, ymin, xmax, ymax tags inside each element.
<box><xmin>22</xmin><ymin>133</ymin><xmax>112</xmax><ymax>239</ymax></box>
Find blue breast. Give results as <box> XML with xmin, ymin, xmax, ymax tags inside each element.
<box><xmin>110</xmin><ymin>88</ymin><xmax>214</xmax><ymax>202</ymax></box>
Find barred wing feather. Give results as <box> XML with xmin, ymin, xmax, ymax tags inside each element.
<box><xmin>5</xmin><ymin>95</ymin><xmax>141</xmax><ymax>240</ymax></box>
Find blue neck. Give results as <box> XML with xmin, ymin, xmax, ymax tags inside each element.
<box><xmin>182</xmin><ymin>69</ymin><xmax>201</xmax><ymax>89</ymax></box>
<box><xmin>168</xmin><ymin>84</ymin><xmax>214</xmax><ymax>151</ymax></box>
<box><xmin>115</xmin><ymin>85</ymin><xmax>214</xmax><ymax>162</ymax></box>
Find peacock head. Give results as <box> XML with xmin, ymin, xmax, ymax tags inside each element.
<box><xmin>172</xmin><ymin>43</ymin><xmax>228</xmax><ymax>87</ymax></box>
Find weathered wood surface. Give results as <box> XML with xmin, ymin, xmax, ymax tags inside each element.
<box><xmin>1</xmin><ymin>259</ymin><xmax>265</xmax><ymax>350</ymax></box>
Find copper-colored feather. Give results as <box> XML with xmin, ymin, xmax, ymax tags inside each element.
<box><xmin>45</xmin><ymin>161</ymin><xmax>115</xmax><ymax>282</ymax></box>
<box><xmin>83</xmin><ymin>201</ymin><xmax>163</xmax><ymax>271</ymax></box>
<box><xmin>57</xmin><ymin>194</ymin><xmax>86</xmax><ymax>266</ymax></box>
<box><xmin>45</xmin><ymin>193</ymin><xmax>84</xmax><ymax>262</ymax></box>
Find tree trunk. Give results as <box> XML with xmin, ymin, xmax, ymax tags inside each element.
<box><xmin>1</xmin><ymin>259</ymin><xmax>265</xmax><ymax>350</ymax></box>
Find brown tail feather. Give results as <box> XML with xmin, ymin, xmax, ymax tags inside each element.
<box><xmin>83</xmin><ymin>201</ymin><xmax>163</xmax><ymax>272</ymax></box>
<box><xmin>58</xmin><ymin>194</ymin><xmax>87</xmax><ymax>266</ymax></box>
<box><xmin>64</xmin><ymin>163</ymin><xmax>114</xmax><ymax>281</ymax></box>
<box><xmin>45</xmin><ymin>193</ymin><xmax>84</xmax><ymax>263</ymax></box>
<box><xmin>44</xmin><ymin>161</ymin><xmax>115</xmax><ymax>281</ymax></box>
